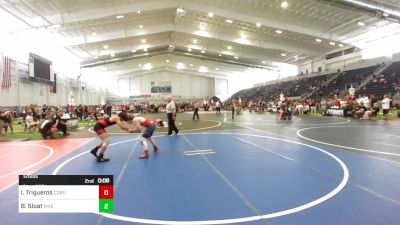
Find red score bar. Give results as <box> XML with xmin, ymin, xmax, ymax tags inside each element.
<box><xmin>99</xmin><ymin>185</ymin><xmax>114</xmax><ymax>199</ymax></box>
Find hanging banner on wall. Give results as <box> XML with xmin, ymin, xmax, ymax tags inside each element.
<box><xmin>151</xmin><ymin>81</ymin><xmax>171</xmax><ymax>94</ymax></box>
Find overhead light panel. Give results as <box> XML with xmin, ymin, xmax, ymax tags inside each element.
<box><xmin>177</xmin><ymin>8</ymin><xmax>184</xmax><ymax>13</ymax></box>
<box><xmin>227</xmin><ymin>46</ymin><xmax>232</xmax><ymax>50</ymax></box>
<box><xmin>208</xmin><ymin>12</ymin><xmax>213</xmax><ymax>17</ymax></box>
<box><xmin>240</xmin><ymin>33</ymin><xmax>247</xmax><ymax>39</ymax></box>
<box><xmin>110</xmin><ymin>53</ymin><xmax>115</xmax><ymax>57</ymax></box>
<box><xmin>141</xmin><ymin>39</ymin><xmax>146</xmax><ymax>43</ymax></box>
<box><xmin>234</xmin><ymin>56</ymin><xmax>239</xmax><ymax>59</ymax></box>
<box><xmin>189</xmin><ymin>64</ymin><xmax>194</xmax><ymax>67</ymax></box>
<box><xmin>143</xmin><ymin>48</ymin><xmax>148</xmax><ymax>51</ymax></box>
<box><xmin>358</xmin><ymin>21</ymin><xmax>365</xmax><ymax>26</ymax></box>
<box><xmin>215</xmin><ymin>68</ymin><xmax>219</xmax><ymax>70</ymax></box>
<box><xmin>281</xmin><ymin>53</ymin><xmax>287</xmax><ymax>56</ymax></box>
<box><xmin>131</xmin><ymin>49</ymin><xmax>137</xmax><ymax>53</ymax></box>
<box><xmin>116</xmin><ymin>15</ymin><xmax>125</xmax><ymax>19</ymax></box>
<box><xmin>218</xmin><ymin>53</ymin><xmax>222</xmax><ymax>56</ymax></box>
<box><xmin>262</xmin><ymin>61</ymin><xmax>266</xmax><ymax>64</ymax></box>
<box><xmin>192</xmin><ymin>39</ymin><xmax>197</xmax><ymax>44</ymax></box>
<box><xmin>275</xmin><ymin>30</ymin><xmax>283</xmax><ymax>34</ymax></box>
<box><xmin>329</xmin><ymin>42</ymin><xmax>336</xmax><ymax>46</ymax></box>
<box><xmin>93</xmin><ymin>56</ymin><xmax>98</xmax><ymax>59</ymax></box>
<box><xmin>338</xmin><ymin>44</ymin><xmax>344</xmax><ymax>47</ymax></box>
<box><xmin>137</xmin><ymin>10</ymin><xmax>141</xmax><ymax>14</ymax></box>
<box><xmin>92</xmin><ymin>32</ymin><xmax>96</xmax><ymax>36</ymax></box>
<box><xmin>103</xmin><ymin>45</ymin><xmax>109</xmax><ymax>49</ymax></box>
<box><xmin>281</xmin><ymin>1</ymin><xmax>288</xmax><ymax>9</ymax></box>
<box><xmin>187</xmin><ymin>48</ymin><xmax>192</xmax><ymax>52</ymax></box>
<box><xmin>225</xmin><ymin>19</ymin><xmax>233</xmax><ymax>23</ymax></box>
<box><xmin>139</xmin><ymin>25</ymin><xmax>143</xmax><ymax>28</ymax></box>
<box><xmin>256</xmin><ymin>22</ymin><xmax>261</xmax><ymax>27</ymax></box>
<box><xmin>201</xmin><ymin>50</ymin><xmax>206</xmax><ymax>53</ymax></box>
<box><xmin>165</xmin><ymin>59</ymin><xmax>170</xmax><ymax>63</ymax></box>
<box><xmin>315</xmin><ymin>38</ymin><xmax>322</xmax><ymax>42</ymax></box>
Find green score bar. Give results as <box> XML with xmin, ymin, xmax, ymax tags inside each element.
<box><xmin>19</xmin><ymin>175</ymin><xmax>114</xmax><ymax>213</ymax></box>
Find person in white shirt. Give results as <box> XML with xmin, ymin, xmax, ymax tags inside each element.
<box><xmin>363</xmin><ymin>96</ymin><xmax>370</xmax><ymax>109</ymax></box>
<box><xmin>166</xmin><ymin>96</ymin><xmax>179</xmax><ymax>135</ymax></box>
<box><xmin>25</xmin><ymin>111</ymin><xmax>39</xmax><ymax>132</ymax></box>
<box><xmin>381</xmin><ymin>94</ymin><xmax>391</xmax><ymax>120</ymax></box>
<box><xmin>192</xmin><ymin>102</ymin><xmax>200</xmax><ymax>120</ymax></box>
<box><xmin>215</xmin><ymin>101</ymin><xmax>221</xmax><ymax>116</ymax></box>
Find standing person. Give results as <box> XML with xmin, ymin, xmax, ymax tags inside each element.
<box><xmin>4</xmin><ymin>111</ymin><xmax>13</xmax><ymax>134</ymax></box>
<box><xmin>215</xmin><ymin>101</ymin><xmax>221</xmax><ymax>116</ymax></box>
<box><xmin>231</xmin><ymin>101</ymin><xmax>235</xmax><ymax>119</ymax></box>
<box><xmin>0</xmin><ymin>111</ymin><xmax>6</xmax><ymax>136</ymax></box>
<box><xmin>166</xmin><ymin>96</ymin><xmax>179</xmax><ymax>135</ymax></box>
<box><xmin>381</xmin><ymin>94</ymin><xmax>391</xmax><ymax>121</ymax></box>
<box><xmin>90</xmin><ymin>112</ymin><xmax>135</xmax><ymax>162</ymax></box>
<box><xmin>192</xmin><ymin>102</ymin><xmax>200</xmax><ymax>120</ymax></box>
<box><xmin>130</xmin><ymin>116</ymin><xmax>165</xmax><ymax>159</ymax></box>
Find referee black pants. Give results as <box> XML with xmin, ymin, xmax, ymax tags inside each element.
<box><xmin>167</xmin><ymin>113</ymin><xmax>179</xmax><ymax>135</ymax></box>
<box><xmin>192</xmin><ymin>108</ymin><xmax>199</xmax><ymax>119</ymax></box>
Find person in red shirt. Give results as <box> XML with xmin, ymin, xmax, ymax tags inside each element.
<box><xmin>130</xmin><ymin>116</ymin><xmax>165</xmax><ymax>159</ymax></box>
<box><xmin>90</xmin><ymin>112</ymin><xmax>135</xmax><ymax>162</ymax></box>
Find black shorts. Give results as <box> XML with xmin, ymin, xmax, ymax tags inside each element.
<box><xmin>94</xmin><ymin>123</ymin><xmax>106</xmax><ymax>135</ymax></box>
<box><xmin>383</xmin><ymin>109</ymin><xmax>389</xmax><ymax>115</ymax></box>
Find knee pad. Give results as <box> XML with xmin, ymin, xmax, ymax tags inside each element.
<box><xmin>140</xmin><ymin>137</ymin><xmax>148</xmax><ymax>150</ymax></box>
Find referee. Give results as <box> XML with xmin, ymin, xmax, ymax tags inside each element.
<box><xmin>166</xmin><ymin>96</ymin><xmax>179</xmax><ymax>135</ymax></box>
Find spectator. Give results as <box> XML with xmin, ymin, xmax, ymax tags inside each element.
<box><xmin>381</xmin><ymin>94</ymin><xmax>391</xmax><ymax>121</ymax></box>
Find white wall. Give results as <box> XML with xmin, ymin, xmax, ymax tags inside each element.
<box><xmin>0</xmin><ymin>56</ymin><xmax>106</xmax><ymax>109</ymax></box>
<box><xmin>116</xmin><ymin>70</ymin><xmax>216</xmax><ymax>99</ymax></box>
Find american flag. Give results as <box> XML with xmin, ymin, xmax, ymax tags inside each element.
<box><xmin>1</xmin><ymin>57</ymin><xmax>12</xmax><ymax>90</ymax></box>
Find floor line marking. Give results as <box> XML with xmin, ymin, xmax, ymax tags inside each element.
<box><xmin>184</xmin><ymin>149</ymin><xmax>214</xmax><ymax>153</ymax></box>
<box><xmin>235</xmin><ymin>137</ymin><xmax>294</xmax><ymax>161</ymax></box>
<box><xmin>53</xmin><ymin>133</ymin><xmax>349</xmax><ymax>224</ymax></box>
<box><xmin>181</xmin><ymin>135</ymin><xmax>270</xmax><ymax>225</ymax></box>
<box><xmin>96</xmin><ymin>138</ymin><xmax>140</xmax><ymax>225</ymax></box>
<box><xmin>296</xmin><ymin>127</ymin><xmax>400</xmax><ymax>156</ymax></box>
<box><xmin>184</xmin><ymin>152</ymin><xmax>216</xmax><ymax>156</ymax></box>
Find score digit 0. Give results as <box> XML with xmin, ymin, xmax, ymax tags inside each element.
<box><xmin>99</xmin><ymin>185</ymin><xmax>113</xmax><ymax>199</ymax></box>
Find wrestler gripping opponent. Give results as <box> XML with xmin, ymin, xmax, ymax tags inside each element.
<box><xmin>90</xmin><ymin>111</ymin><xmax>134</xmax><ymax>162</ymax></box>
<box><xmin>130</xmin><ymin>116</ymin><xmax>165</xmax><ymax>159</ymax></box>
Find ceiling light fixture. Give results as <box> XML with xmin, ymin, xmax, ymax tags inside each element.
<box><xmin>358</xmin><ymin>21</ymin><xmax>365</xmax><ymax>26</ymax></box>
<box><xmin>329</xmin><ymin>42</ymin><xmax>336</xmax><ymax>46</ymax></box>
<box><xmin>141</xmin><ymin>39</ymin><xmax>146</xmax><ymax>43</ymax></box>
<box><xmin>92</xmin><ymin>32</ymin><xmax>96</xmax><ymax>36</ymax></box>
<box><xmin>227</xmin><ymin>46</ymin><xmax>232</xmax><ymax>50</ymax></box>
<box><xmin>131</xmin><ymin>50</ymin><xmax>137</xmax><ymax>53</ymax></box>
<box><xmin>281</xmin><ymin>1</ymin><xmax>288</xmax><ymax>9</ymax></box>
<box><xmin>192</xmin><ymin>39</ymin><xmax>197</xmax><ymax>44</ymax></box>
<box><xmin>256</xmin><ymin>22</ymin><xmax>261</xmax><ymax>27</ymax></box>
<box><xmin>275</xmin><ymin>30</ymin><xmax>283</xmax><ymax>34</ymax></box>
<box><xmin>338</xmin><ymin>44</ymin><xmax>344</xmax><ymax>47</ymax></box>
<box><xmin>281</xmin><ymin>53</ymin><xmax>287</xmax><ymax>56</ymax></box>
<box><xmin>240</xmin><ymin>33</ymin><xmax>247</xmax><ymax>39</ymax></box>
<box><xmin>177</xmin><ymin>8</ymin><xmax>184</xmax><ymax>13</ymax></box>
<box><xmin>110</xmin><ymin>53</ymin><xmax>115</xmax><ymax>57</ymax></box>
<box><xmin>139</xmin><ymin>25</ymin><xmax>143</xmax><ymax>28</ymax></box>
<box><xmin>137</xmin><ymin>10</ymin><xmax>141</xmax><ymax>14</ymax></box>
<box><xmin>116</xmin><ymin>15</ymin><xmax>125</xmax><ymax>19</ymax></box>
<box><xmin>215</xmin><ymin>68</ymin><xmax>219</xmax><ymax>70</ymax></box>
<box><xmin>189</xmin><ymin>64</ymin><xmax>194</xmax><ymax>67</ymax></box>
<box><xmin>234</xmin><ymin>56</ymin><xmax>239</xmax><ymax>59</ymax></box>
<box><xmin>143</xmin><ymin>48</ymin><xmax>148</xmax><ymax>51</ymax></box>
<box><xmin>208</xmin><ymin>12</ymin><xmax>213</xmax><ymax>17</ymax></box>
<box><xmin>225</xmin><ymin>19</ymin><xmax>233</xmax><ymax>23</ymax></box>
<box><xmin>262</xmin><ymin>61</ymin><xmax>266</xmax><ymax>64</ymax></box>
<box><xmin>94</xmin><ymin>56</ymin><xmax>98</xmax><ymax>59</ymax></box>
<box><xmin>315</xmin><ymin>38</ymin><xmax>322</xmax><ymax>42</ymax></box>
<box><xmin>218</xmin><ymin>53</ymin><xmax>222</xmax><ymax>56</ymax></box>
<box><xmin>187</xmin><ymin>48</ymin><xmax>192</xmax><ymax>52</ymax></box>
<box><xmin>201</xmin><ymin>50</ymin><xmax>206</xmax><ymax>53</ymax></box>
<box><xmin>103</xmin><ymin>45</ymin><xmax>108</xmax><ymax>49</ymax></box>
<box><xmin>165</xmin><ymin>59</ymin><xmax>170</xmax><ymax>63</ymax></box>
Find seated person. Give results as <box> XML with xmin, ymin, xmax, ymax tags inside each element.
<box><xmin>53</xmin><ymin>110</ymin><xmax>70</xmax><ymax>136</ymax></box>
<box><xmin>40</xmin><ymin>115</ymin><xmax>57</xmax><ymax>139</ymax></box>
<box><xmin>25</xmin><ymin>111</ymin><xmax>39</xmax><ymax>132</ymax></box>
<box><xmin>354</xmin><ymin>102</ymin><xmax>367</xmax><ymax>119</ymax></box>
